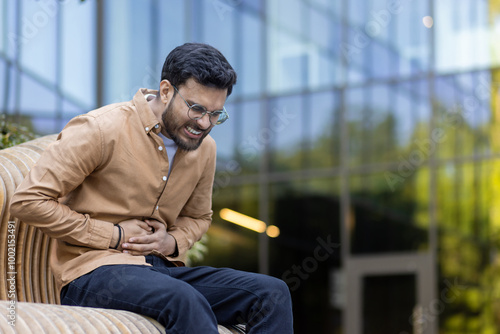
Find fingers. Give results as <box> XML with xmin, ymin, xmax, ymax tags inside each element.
<box><xmin>122</xmin><ymin>235</ymin><xmax>154</xmax><ymax>253</ymax></box>
<box><xmin>122</xmin><ymin>242</ymin><xmax>154</xmax><ymax>256</ymax></box>
<box><xmin>138</xmin><ymin>220</ymin><xmax>154</xmax><ymax>232</ymax></box>
<box><xmin>145</xmin><ymin>219</ymin><xmax>165</xmax><ymax>231</ymax></box>
<box><xmin>119</xmin><ymin>219</ymin><xmax>167</xmax><ymax>256</ymax></box>
<box><xmin>119</xmin><ymin>219</ymin><xmax>153</xmax><ymax>237</ymax></box>
<box><xmin>126</xmin><ymin>234</ymin><xmax>154</xmax><ymax>244</ymax></box>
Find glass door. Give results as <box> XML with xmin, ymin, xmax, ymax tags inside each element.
<box><xmin>344</xmin><ymin>253</ymin><xmax>437</xmax><ymax>334</ymax></box>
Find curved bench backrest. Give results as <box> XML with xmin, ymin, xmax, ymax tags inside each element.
<box><xmin>0</xmin><ymin>135</ymin><xmax>59</xmax><ymax>304</ymax></box>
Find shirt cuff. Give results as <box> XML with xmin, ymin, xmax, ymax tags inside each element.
<box><xmin>167</xmin><ymin>230</ymin><xmax>187</xmax><ymax>257</ymax></box>
<box><xmin>89</xmin><ymin>218</ymin><xmax>115</xmax><ymax>250</ymax></box>
<box><xmin>168</xmin><ymin>234</ymin><xmax>179</xmax><ymax>257</ymax></box>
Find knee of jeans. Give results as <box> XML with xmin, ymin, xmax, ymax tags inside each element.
<box><xmin>168</xmin><ymin>285</ymin><xmax>211</xmax><ymax>310</ymax></box>
<box><xmin>257</xmin><ymin>276</ymin><xmax>291</xmax><ymax>304</ymax></box>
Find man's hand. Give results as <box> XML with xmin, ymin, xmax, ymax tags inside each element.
<box><xmin>121</xmin><ymin>219</ymin><xmax>177</xmax><ymax>257</ymax></box>
<box><xmin>110</xmin><ymin>219</ymin><xmax>153</xmax><ymax>250</ymax></box>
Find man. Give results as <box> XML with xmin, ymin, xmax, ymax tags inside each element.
<box><xmin>10</xmin><ymin>43</ymin><xmax>293</xmax><ymax>333</ymax></box>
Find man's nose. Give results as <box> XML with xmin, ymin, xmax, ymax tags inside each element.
<box><xmin>196</xmin><ymin>113</ymin><xmax>212</xmax><ymax>129</ymax></box>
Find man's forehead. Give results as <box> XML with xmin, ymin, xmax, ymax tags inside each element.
<box><xmin>178</xmin><ymin>79</ymin><xmax>227</xmax><ymax>108</ymax></box>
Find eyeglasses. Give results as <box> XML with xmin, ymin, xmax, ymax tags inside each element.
<box><xmin>172</xmin><ymin>85</ymin><xmax>229</xmax><ymax>125</ymax></box>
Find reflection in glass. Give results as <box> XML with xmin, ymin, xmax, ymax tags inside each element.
<box><xmin>350</xmin><ymin>173</ymin><xmax>429</xmax><ymax>254</ymax></box>
<box><xmin>235</xmin><ymin>100</ymin><xmax>262</xmax><ymax>174</ymax></box>
<box><xmin>436</xmin><ymin>160</ymin><xmax>499</xmax><ymax>333</ymax></box>
<box><xmin>208</xmin><ymin>184</ymin><xmax>259</xmax><ymax>273</ymax></box>
<box><xmin>241</xmin><ymin>12</ymin><xmax>263</xmax><ymax>96</ymax></box>
<box><xmin>435</xmin><ymin>0</ymin><xmax>493</xmax><ymax>73</ymax></box>
<box><xmin>269</xmin><ymin>178</ymin><xmax>341</xmax><ymax>334</ymax></box>
<box><xmin>307</xmin><ymin>91</ymin><xmax>338</xmax><ymax>168</ymax></box>
<box><xmin>269</xmin><ymin>95</ymin><xmax>303</xmax><ymax>172</ymax></box>
<box><xmin>211</xmin><ymin>102</ymin><xmax>236</xmax><ymax>162</ymax></box>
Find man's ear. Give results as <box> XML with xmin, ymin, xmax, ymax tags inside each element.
<box><xmin>159</xmin><ymin>80</ymin><xmax>172</xmax><ymax>104</ymax></box>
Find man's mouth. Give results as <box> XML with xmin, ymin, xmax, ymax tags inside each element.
<box><xmin>185</xmin><ymin>125</ymin><xmax>202</xmax><ymax>137</ymax></box>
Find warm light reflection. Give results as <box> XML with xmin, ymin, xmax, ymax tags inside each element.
<box><xmin>266</xmin><ymin>225</ymin><xmax>280</xmax><ymax>238</ymax></box>
<box><xmin>423</xmin><ymin>16</ymin><xmax>433</xmax><ymax>28</ymax></box>
<box><xmin>220</xmin><ymin>208</ymin><xmax>267</xmax><ymax>233</ymax></box>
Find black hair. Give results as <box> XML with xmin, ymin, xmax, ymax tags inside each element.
<box><xmin>161</xmin><ymin>43</ymin><xmax>237</xmax><ymax>96</ymax></box>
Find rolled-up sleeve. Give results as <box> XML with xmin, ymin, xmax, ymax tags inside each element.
<box><xmin>10</xmin><ymin>115</ymin><xmax>114</xmax><ymax>249</ymax></box>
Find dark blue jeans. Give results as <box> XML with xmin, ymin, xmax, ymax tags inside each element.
<box><xmin>60</xmin><ymin>255</ymin><xmax>293</xmax><ymax>333</ymax></box>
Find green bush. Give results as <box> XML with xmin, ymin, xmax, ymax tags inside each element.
<box><xmin>0</xmin><ymin>115</ymin><xmax>37</xmax><ymax>149</ymax></box>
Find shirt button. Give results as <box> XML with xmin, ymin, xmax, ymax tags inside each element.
<box><xmin>145</xmin><ymin>127</ymin><xmax>150</xmax><ymax>132</ymax></box>
<box><xmin>162</xmin><ymin>176</ymin><xmax>167</xmax><ymax>181</ymax></box>
<box><xmin>156</xmin><ymin>206</ymin><xmax>159</xmax><ymax>210</ymax></box>
<box><xmin>155</xmin><ymin>124</ymin><xmax>160</xmax><ymax>129</ymax></box>
<box><xmin>158</xmin><ymin>146</ymin><xmax>163</xmax><ymax>151</ymax></box>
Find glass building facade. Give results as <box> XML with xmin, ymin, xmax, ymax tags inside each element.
<box><xmin>2</xmin><ymin>0</ymin><xmax>500</xmax><ymax>333</ymax></box>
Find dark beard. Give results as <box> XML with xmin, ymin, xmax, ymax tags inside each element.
<box><xmin>161</xmin><ymin>101</ymin><xmax>208</xmax><ymax>151</ymax></box>
<box><xmin>165</xmin><ymin>124</ymin><xmax>204</xmax><ymax>151</ymax></box>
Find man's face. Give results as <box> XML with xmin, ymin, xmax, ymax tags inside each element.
<box><xmin>161</xmin><ymin>78</ymin><xmax>227</xmax><ymax>151</ymax></box>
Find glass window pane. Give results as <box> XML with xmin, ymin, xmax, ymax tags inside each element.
<box><xmin>310</xmin><ymin>0</ymin><xmax>340</xmax><ymax>15</ymax></box>
<box><xmin>104</xmin><ymin>0</ymin><xmax>153</xmax><ymax>104</ymax></box>
<box><xmin>435</xmin><ymin>0</ymin><xmax>493</xmax><ymax>73</ymax></box>
<box><xmin>5</xmin><ymin>0</ymin><xmax>18</xmax><ymax>60</ymax></box>
<box><xmin>307</xmin><ymin>91</ymin><xmax>339</xmax><ymax>168</ymax></box>
<box><xmin>241</xmin><ymin>12</ymin><xmax>263</xmax><ymax>96</ymax></box>
<box><xmin>61</xmin><ymin>0</ymin><xmax>96</xmax><ymax>109</ymax></box>
<box><xmin>267</xmin><ymin>27</ymin><xmax>308</xmax><ymax>93</ymax></box>
<box><xmin>0</xmin><ymin>0</ymin><xmax>5</xmax><ymax>54</ymax></box>
<box><xmin>20</xmin><ymin>74</ymin><xmax>57</xmax><ymax>116</ymax></box>
<box><xmin>347</xmin><ymin>0</ymin><xmax>366</xmax><ymax>27</ymax></box>
<box><xmin>32</xmin><ymin>117</ymin><xmax>58</xmax><ymax>135</ymax></box>
<box><xmin>346</xmin><ymin>0</ymin><xmax>431</xmax><ymax>82</ymax></box>
<box><xmin>345</xmin><ymin>84</ymin><xmax>421</xmax><ymax>166</ymax></box>
<box><xmin>62</xmin><ymin>99</ymin><xmax>85</xmax><ymax>120</ymax></box>
<box><xmin>19</xmin><ymin>0</ymin><xmax>57</xmax><ymax>84</ymax></box>
<box><xmin>235</xmin><ymin>100</ymin><xmax>262</xmax><ymax>174</ymax></box>
<box><xmin>241</xmin><ymin>0</ymin><xmax>262</xmax><ymax>12</ymax></box>
<box><xmin>0</xmin><ymin>59</ymin><xmax>5</xmax><ymax>106</ymax></box>
<box><xmin>158</xmin><ymin>0</ymin><xmax>185</xmax><ymax>56</ymax></box>
<box><xmin>363</xmin><ymin>274</ymin><xmax>416</xmax><ymax>334</ymax></box>
<box><xmin>267</xmin><ymin>0</ymin><xmax>303</xmax><ymax>36</ymax></box>
<box><xmin>350</xmin><ymin>172</ymin><xmax>429</xmax><ymax>254</ymax></box>
<box><xmin>270</xmin><ymin>178</ymin><xmax>340</xmax><ymax>263</ymax></box>
<box><xmin>212</xmin><ymin>102</ymin><xmax>236</xmax><ymax>163</ymax></box>
<box><xmin>368</xmin><ymin>84</ymin><xmax>393</xmax><ymax>163</ymax></box>
<box><xmin>437</xmin><ymin>158</ymin><xmax>500</xmax><ymax>333</ymax></box>
<box><xmin>308</xmin><ymin>6</ymin><xmax>344</xmax><ymax>87</ymax></box>
<box><xmin>201</xmin><ymin>0</ymin><xmax>236</xmax><ymax>69</ymax></box>
<box><xmin>396</xmin><ymin>0</ymin><xmax>430</xmax><ymax>75</ymax></box>
<box><xmin>436</xmin><ymin>163</ymin><xmax>480</xmax><ymax>238</ymax></box>
<box><xmin>269</xmin><ymin>95</ymin><xmax>303</xmax><ymax>172</ymax></box>
<box><xmin>267</xmin><ymin>0</ymin><xmax>311</xmax><ymax>93</ymax></box>
<box><xmin>434</xmin><ymin>73</ymin><xmax>493</xmax><ymax>159</ymax></box>
<box><xmin>269</xmin><ymin>178</ymin><xmax>341</xmax><ymax>333</ymax></box>
<box><xmin>208</xmin><ymin>184</ymin><xmax>259</xmax><ymax>273</ymax></box>
<box><xmin>346</xmin><ymin>87</ymin><xmax>366</xmax><ymax>166</ymax></box>
<box><xmin>5</xmin><ymin>67</ymin><xmax>17</xmax><ymax>114</ymax></box>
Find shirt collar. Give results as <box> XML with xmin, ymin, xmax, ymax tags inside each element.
<box><xmin>133</xmin><ymin>88</ymin><xmax>162</xmax><ymax>135</ymax></box>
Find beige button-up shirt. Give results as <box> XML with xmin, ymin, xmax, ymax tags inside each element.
<box><xmin>10</xmin><ymin>88</ymin><xmax>216</xmax><ymax>293</ymax></box>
